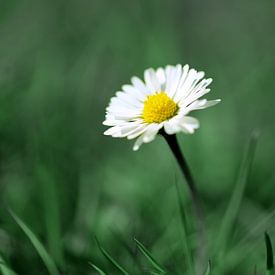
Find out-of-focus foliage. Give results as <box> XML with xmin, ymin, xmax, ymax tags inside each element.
<box><xmin>0</xmin><ymin>0</ymin><xmax>275</xmax><ymax>274</ymax></box>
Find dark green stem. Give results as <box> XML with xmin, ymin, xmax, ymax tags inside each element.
<box><xmin>161</xmin><ymin>132</ymin><xmax>201</xmax><ymax>213</ymax></box>
<box><xmin>161</xmin><ymin>131</ymin><xmax>206</xmax><ymax>273</ymax></box>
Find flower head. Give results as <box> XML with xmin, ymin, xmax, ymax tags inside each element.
<box><xmin>103</xmin><ymin>64</ymin><xmax>220</xmax><ymax>151</ymax></box>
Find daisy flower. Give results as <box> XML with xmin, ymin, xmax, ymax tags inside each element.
<box><xmin>103</xmin><ymin>64</ymin><xmax>220</xmax><ymax>151</ymax></box>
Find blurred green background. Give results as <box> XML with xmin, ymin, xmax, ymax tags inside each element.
<box><xmin>0</xmin><ymin>0</ymin><xmax>275</xmax><ymax>274</ymax></box>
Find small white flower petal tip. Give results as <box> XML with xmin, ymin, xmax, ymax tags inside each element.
<box><xmin>103</xmin><ymin>64</ymin><xmax>221</xmax><ymax>151</ymax></box>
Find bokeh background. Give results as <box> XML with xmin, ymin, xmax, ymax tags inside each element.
<box><xmin>0</xmin><ymin>0</ymin><xmax>275</xmax><ymax>274</ymax></box>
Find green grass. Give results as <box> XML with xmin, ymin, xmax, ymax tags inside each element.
<box><xmin>0</xmin><ymin>254</ymin><xmax>17</xmax><ymax>275</ymax></box>
<box><xmin>0</xmin><ymin>0</ymin><xmax>275</xmax><ymax>274</ymax></box>
<box><xmin>9</xmin><ymin>210</ymin><xmax>60</xmax><ymax>275</ymax></box>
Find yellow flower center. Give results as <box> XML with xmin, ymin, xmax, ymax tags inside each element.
<box><xmin>142</xmin><ymin>92</ymin><xmax>179</xmax><ymax>123</ymax></box>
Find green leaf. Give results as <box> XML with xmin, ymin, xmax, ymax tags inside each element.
<box><xmin>265</xmin><ymin>232</ymin><xmax>275</xmax><ymax>275</ymax></box>
<box><xmin>0</xmin><ymin>255</ymin><xmax>17</xmax><ymax>275</ymax></box>
<box><xmin>204</xmin><ymin>260</ymin><xmax>211</xmax><ymax>275</ymax></box>
<box><xmin>95</xmin><ymin>237</ymin><xmax>129</xmax><ymax>275</ymax></box>
<box><xmin>9</xmin><ymin>210</ymin><xmax>60</xmax><ymax>275</ymax></box>
<box><xmin>134</xmin><ymin>238</ymin><xmax>166</xmax><ymax>274</ymax></box>
<box><xmin>215</xmin><ymin>130</ymin><xmax>259</xmax><ymax>255</ymax></box>
<box><xmin>89</xmin><ymin>262</ymin><xmax>107</xmax><ymax>275</ymax></box>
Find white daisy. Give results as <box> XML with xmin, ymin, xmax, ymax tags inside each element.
<box><xmin>103</xmin><ymin>64</ymin><xmax>220</xmax><ymax>151</ymax></box>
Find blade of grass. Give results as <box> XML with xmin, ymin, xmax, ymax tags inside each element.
<box><xmin>265</xmin><ymin>232</ymin><xmax>275</xmax><ymax>275</ymax></box>
<box><xmin>215</xmin><ymin>130</ymin><xmax>259</xmax><ymax>256</ymax></box>
<box><xmin>0</xmin><ymin>263</ymin><xmax>17</xmax><ymax>275</ymax></box>
<box><xmin>89</xmin><ymin>262</ymin><xmax>107</xmax><ymax>275</ymax></box>
<box><xmin>110</xmin><ymin>229</ymin><xmax>143</xmax><ymax>273</ymax></box>
<box><xmin>134</xmin><ymin>238</ymin><xmax>166</xmax><ymax>274</ymax></box>
<box><xmin>0</xmin><ymin>255</ymin><xmax>17</xmax><ymax>275</ymax></box>
<box><xmin>29</xmin><ymin>60</ymin><xmax>65</xmax><ymax>268</ymax></box>
<box><xmin>150</xmin><ymin>272</ymin><xmax>166</xmax><ymax>275</ymax></box>
<box><xmin>9</xmin><ymin>210</ymin><xmax>60</xmax><ymax>275</ymax></box>
<box><xmin>222</xmin><ymin>210</ymin><xmax>275</xmax><ymax>269</ymax></box>
<box><xmin>175</xmin><ymin>179</ymin><xmax>194</xmax><ymax>275</ymax></box>
<box><xmin>95</xmin><ymin>237</ymin><xmax>129</xmax><ymax>275</ymax></box>
<box><xmin>204</xmin><ymin>260</ymin><xmax>211</xmax><ymax>275</ymax></box>
<box><xmin>35</xmin><ymin>164</ymin><xmax>64</xmax><ymax>267</ymax></box>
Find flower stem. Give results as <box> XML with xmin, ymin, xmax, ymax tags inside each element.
<box><xmin>161</xmin><ymin>132</ymin><xmax>201</xmax><ymax>213</ymax></box>
<box><xmin>161</xmin><ymin>131</ymin><xmax>206</xmax><ymax>273</ymax></box>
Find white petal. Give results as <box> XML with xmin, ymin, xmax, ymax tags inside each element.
<box><xmin>181</xmin><ymin>88</ymin><xmax>211</xmax><ymax>107</ymax></box>
<box><xmin>177</xmin><ymin>64</ymin><xmax>189</xmax><ymax>88</ymax></box>
<box><xmin>113</xmin><ymin>125</ymin><xmax>141</xmax><ymax>138</ymax></box>
<box><xmin>156</xmin><ymin>67</ymin><xmax>166</xmax><ymax>85</ymax></box>
<box><xmin>175</xmin><ymin>70</ymin><xmax>206</xmax><ymax>103</ymax></box>
<box><xmin>179</xmin><ymin>116</ymin><xmax>200</xmax><ymax>134</ymax></box>
<box><xmin>103</xmin><ymin>118</ymin><xmax>143</xmax><ymax>126</ymax></box>
<box><xmin>103</xmin><ymin>119</ymin><xmax>119</xmax><ymax>126</ymax></box>
<box><xmin>179</xmin><ymin>125</ymin><xmax>195</xmax><ymax>134</ymax></box>
<box><xmin>179</xmin><ymin>78</ymin><xmax>212</xmax><ymax>106</ymax></box>
<box><xmin>167</xmin><ymin>65</ymin><xmax>182</xmax><ymax>98</ymax></box>
<box><xmin>107</xmin><ymin>103</ymin><xmax>141</xmax><ymax>113</ymax></box>
<box><xmin>164</xmin><ymin>120</ymin><xmax>181</xmax><ymax>134</ymax></box>
<box><xmin>132</xmin><ymin>123</ymin><xmax>162</xmax><ymax>150</ymax></box>
<box><xmin>179</xmin><ymin>99</ymin><xmax>207</xmax><ymax>115</ymax></box>
<box><xmin>106</xmin><ymin>113</ymin><xmax>140</xmax><ymax>121</ymax></box>
<box><xmin>164</xmin><ymin>65</ymin><xmax>173</xmax><ymax>94</ymax></box>
<box><xmin>104</xmin><ymin>126</ymin><xmax>119</xmax><ymax>136</ymax></box>
<box><xmin>143</xmin><ymin>123</ymin><xmax>162</xmax><ymax>143</ymax></box>
<box><xmin>173</xmin><ymin>69</ymin><xmax>195</xmax><ymax>102</ymax></box>
<box><xmin>177</xmin><ymin>68</ymin><xmax>197</xmax><ymax>94</ymax></box>
<box><xmin>144</xmin><ymin>68</ymin><xmax>161</xmax><ymax>93</ymax></box>
<box><xmin>187</xmin><ymin>99</ymin><xmax>221</xmax><ymax>112</ymax></box>
<box><xmin>163</xmin><ymin>115</ymin><xmax>199</xmax><ymax>135</ymax></box>
<box><xmin>105</xmin><ymin>95</ymin><xmax>135</xmax><ymax>112</ymax></box>
<box><xmin>109</xmin><ymin>96</ymin><xmax>136</xmax><ymax>109</ymax></box>
<box><xmin>122</xmin><ymin>84</ymin><xmax>146</xmax><ymax>101</ymax></box>
<box><xmin>131</xmin><ymin>76</ymin><xmax>149</xmax><ymax>95</ymax></box>
<box><xmin>104</xmin><ymin>122</ymin><xmax>142</xmax><ymax>137</ymax></box>
<box><xmin>196</xmin><ymin>99</ymin><xmax>221</xmax><ymax>109</ymax></box>
<box><xmin>133</xmin><ymin>134</ymin><xmax>145</xmax><ymax>151</ymax></box>
<box><xmin>127</xmin><ymin>124</ymin><xmax>149</xmax><ymax>139</ymax></box>
<box><xmin>185</xmin><ymin>73</ymin><xmax>208</xmax><ymax>99</ymax></box>
<box><xmin>106</xmin><ymin>107</ymin><xmax>141</xmax><ymax>116</ymax></box>
<box><xmin>115</xmin><ymin>91</ymin><xmax>141</xmax><ymax>108</ymax></box>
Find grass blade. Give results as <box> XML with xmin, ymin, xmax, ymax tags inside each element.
<box><xmin>109</xmin><ymin>229</ymin><xmax>143</xmax><ymax>273</ymax></box>
<box><xmin>0</xmin><ymin>255</ymin><xmax>17</xmax><ymax>275</ymax></box>
<box><xmin>9</xmin><ymin>210</ymin><xmax>60</xmax><ymax>275</ymax></box>
<box><xmin>265</xmin><ymin>232</ymin><xmax>275</xmax><ymax>275</ymax></box>
<box><xmin>175</xmin><ymin>180</ymin><xmax>194</xmax><ymax>274</ymax></box>
<box><xmin>204</xmin><ymin>260</ymin><xmax>211</xmax><ymax>275</ymax></box>
<box><xmin>95</xmin><ymin>237</ymin><xmax>129</xmax><ymax>275</ymax></box>
<box><xmin>89</xmin><ymin>262</ymin><xmax>107</xmax><ymax>275</ymax></box>
<box><xmin>134</xmin><ymin>238</ymin><xmax>166</xmax><ymax>274</ymax></box>
<box><xmin>216</xmin><ymin>130</ymin><xmax>259</xmax><ymax>255</ymax></box>
<box><xmin>35</xmin><ymin>164</ymin><xmax>64</xmax><ymax>267</ymax></box>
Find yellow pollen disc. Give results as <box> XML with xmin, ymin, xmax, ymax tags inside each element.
<box><xmin>142</xmin><ymin>92</ymin><xmax>179</xmax><ymax>123</ymax></box>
